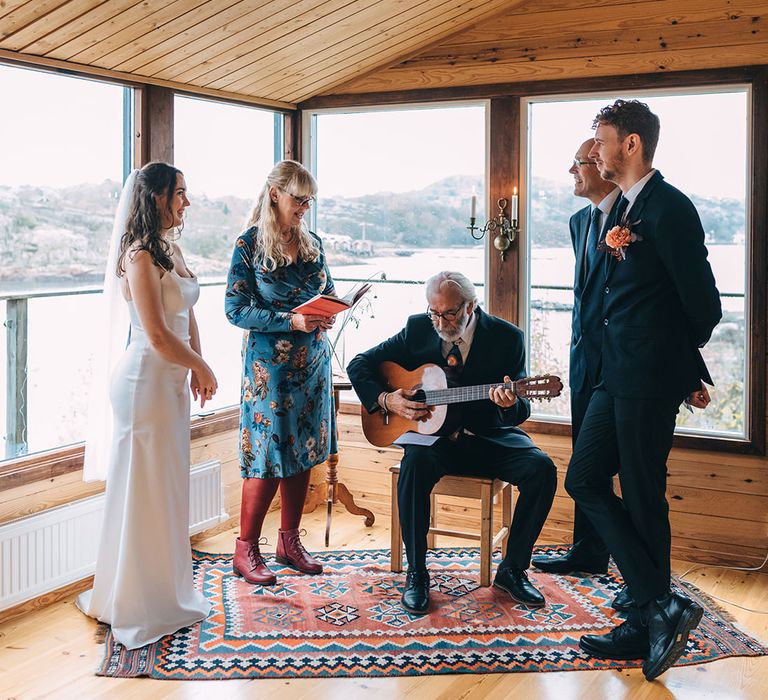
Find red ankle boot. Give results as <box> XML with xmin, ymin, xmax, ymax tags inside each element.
<box><xmin>275</xmin><ymin>528</ymin><xmax>323</xmax><ymax>574</ymax></box>
<box><xmin>233</xmin><ymin>537</ymin><xmax>277</xmax><ymax>585</ymax></box>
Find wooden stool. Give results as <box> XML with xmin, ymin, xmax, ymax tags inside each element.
<box><xmin>389</xmin><ymin>465</ymin><xmax>514</xmax><ymax>587</ymax></box>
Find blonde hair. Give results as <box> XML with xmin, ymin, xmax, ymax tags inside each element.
<box><xmin>245</xmin><ymin>160</ymin><xmax>320</xmax><ymax>271</ymax></box>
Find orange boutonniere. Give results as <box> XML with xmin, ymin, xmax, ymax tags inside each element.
<box><xmin>598</xmin><ymin>219</ymin><xmax>643</xmax><ymax>261</ymax></box>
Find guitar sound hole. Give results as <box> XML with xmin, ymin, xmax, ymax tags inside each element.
<box><xmin>411</xmin><ymin>389</ymin><xmax>427</xmax><ymax>403</ymax></box>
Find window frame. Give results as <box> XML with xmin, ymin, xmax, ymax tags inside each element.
<box><xmin>520</xmin><ymin>83</ymin><xmax>756</xmax><ymax>451</ymax></box>
<box><xmin>300</xmin><ymin>99</ymin><xmax>492</xmax><ymax>308</ymax></box>
<box><xmin>0</xmin><ymin>62</ymin><xmax>291</xmax><ymax>488</ymax></box>
<box><xmin>301</xmin><ymin>66</ymin><xmax>768</xmax><ymax>456</ymax></box>
<box><xmin>513</xmin><ymin>70</ymin><xmax>767</xmax><ymax>456</ymax></box>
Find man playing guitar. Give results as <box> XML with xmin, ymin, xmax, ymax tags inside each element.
<box><xmin>347</xmin><ymin>271</ymin><xmax>558</xmax><ymax>615</ymax></box>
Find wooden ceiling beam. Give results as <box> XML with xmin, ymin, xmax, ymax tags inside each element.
<box><xmin>330</xmin><ymin>43</ymin><xmax>768</xmax><ymax>94</ymax></box>
<box><xmin>0</xmin><ymin>48</ymin><xmax>296</xmax><ymax>110</ymax></box>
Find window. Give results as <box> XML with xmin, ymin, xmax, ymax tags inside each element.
<box><xmin>523</xmin><ymin>89</ymin><xmax>749</xmax><ymax>440</ymax></box>
<box><xmin>304</xmin><ymin>103</ymin><xmax>488</xmax><ymax>379</ymax></box>
<box><xmin>174</xmin><ymin>95</ymin><xmax>284</xmax><ymax>413</ymax></box>
<box><xmin>0</xmin><ymin>64</ymin><xmax>127</xmax><ymax>458</ymax></box>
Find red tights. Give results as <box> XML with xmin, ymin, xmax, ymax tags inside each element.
<box><xmin>239</xmin><ymin>470</ymin><xmax>312</xmax><ymax>541</ymax></box>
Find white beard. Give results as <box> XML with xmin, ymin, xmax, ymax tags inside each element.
<box><xmin>432</xmin><ymin>309</ymin><xmax>470</xmax><ymax>343</ymax></box>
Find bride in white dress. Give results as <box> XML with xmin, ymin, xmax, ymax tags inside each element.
<box><xmin>77</xmin><ymin>162</ymin><xmax>217</xmax><ymax>650</ymax></box>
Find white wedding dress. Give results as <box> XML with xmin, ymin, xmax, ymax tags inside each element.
<box><xmin>77</xmin><ymin>269</ymin><xmax>211</xmax><ymax>649</ymax></box>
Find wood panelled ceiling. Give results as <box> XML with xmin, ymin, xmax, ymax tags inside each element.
<box><xmin>1</xmin><ymin>1</ymin><xmax>766</xmax><ymax>108</ymax></box>
<box><xmin>331</xmin><ymin>0</ymin><xmax>768</xmax><ymax>96</ymax></box>
<box><xmin>0</xmin><ymin>0</ymin><xmax>518</xmax><ymax>109</ymax></box>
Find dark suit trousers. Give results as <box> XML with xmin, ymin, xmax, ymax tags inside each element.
<box><xmin>565</xmin><ymin>389</ymin><xmax>679</xmax><ymax>605</ymax></box>
<box><xmin>398</xmin><ymin>435</ymin><xmax>557</xmax><ymax>572</ymax></box>
<box><xmin>570</xmin><ymin>389</ymin><xmax>610</xmax><ymax>565</ymax></box>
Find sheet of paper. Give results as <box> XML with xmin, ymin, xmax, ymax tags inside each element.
<box><xmin>393</xmin><ymin>432</ymin><xmax>440</xmax><ymax>446</ymax></box>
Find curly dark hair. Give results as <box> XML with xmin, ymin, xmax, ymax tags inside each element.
<box><xmin>117</xmin><ymin>161</ymin><xmax>182</xmax><ymax>276</ymax></box>
<box><xmin>592</xmin><ymin>99</ymin><xmax>660</xmax><ymax>164</ymax></box>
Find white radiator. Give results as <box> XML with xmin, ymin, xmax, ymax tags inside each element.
<box><xmin>0</xmin><ymin>459</ymin><xmax>227</xmax><ymax>611</ymax></box>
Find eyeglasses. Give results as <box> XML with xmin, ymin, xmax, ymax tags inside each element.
<box><xmin>573</xmin><ymin>158</ymin><xmax>598</xmax><ymax>167</ymax></box>
<box><xmin>426</xmin><ymin>302</ymin><xmax>465</xmax><ymax>321</ymax></box>
<box><xmin>281</xmin><ymin>188</ymin><xmax>315</xmax><ymax>207</ymax></box>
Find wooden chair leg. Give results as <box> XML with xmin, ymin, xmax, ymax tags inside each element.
<box><xmin>480</xmin><ymin>482</ymin><xmax>492</xmax><ymax>587</ymax></box>
<box><xmin>502</xmin><ymin>482</ymin><xmax>513</xmax><ymax>556</ymax></box>
<box><xmin>390</xmin><ymin>470</ymin><xmax>403</xmax><ymax>573</ymax></box>
<box><xmin>427</xmin><ymin>492</ymin><xmax>437</xmax><ymax>550</ymax></box>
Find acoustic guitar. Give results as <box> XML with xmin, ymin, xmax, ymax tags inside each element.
<box><xmin>361</xmin><ymin>361</ymin><xmax>563</xmax><ymax>447</ymax></box>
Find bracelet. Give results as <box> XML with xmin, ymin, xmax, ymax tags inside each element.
<box><xmin>380</xmin><ymin>391</ymin><xmax>390</xmax><ymax>425</ymax></box>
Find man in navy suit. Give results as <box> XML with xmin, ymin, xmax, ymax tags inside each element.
<box><xmin>566</xmin><ymin>100</ymin><xmax>721</xmax><ymax>681</ymax></box>
<box><xmin>348</xmin><ymin>271</ymin><xmax>557</xmax><ymax>615</ymax></box>
<box><xmin>532</xmin><ymin>139</ymin><xmax>622</xmax><ymax>582</ymax></box>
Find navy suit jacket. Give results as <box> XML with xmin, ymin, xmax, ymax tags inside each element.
<box><xmin>569</xmin><ymin>196</ymin><xmax>621</xmax><ymax>393</ymax></box>
<box><xmin>346</xmin><ymin>307</ymin><xmax>536</xmax><ymax>449</ymax></box>
<box><xmin>598</xmin><ymin>171</ymin><xmax>722</xmax><ymax>400</ymax></box>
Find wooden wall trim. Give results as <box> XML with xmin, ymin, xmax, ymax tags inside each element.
<box><xmin>284</xmin><ymin>111</ymin><xmax>302</xmax><ymax>162</ymax></box>
<box><xmin>0</xmin><ymin>406</ymin><xmax>240</xmax><ymax>492</ymax></box>
<box><xmin>749</xmin><ymin>66</ymin><xmax>768</xmax><ymax>455</ymax></box>
<box><xmin>300</xmin><ymin>66</ymin><xmax>763</xmax><ymax>110</ymax></box>
<box><xmin>134</xmin><ymin>85</ymin><xmax>174</xmax><ymax>166</ymax></box>
<box><xmin>487</xmin><ymin>97</ymin><xmax>519</xmax><ymax>324</ymax></box>
<box><xmin>0</xmin><ymin>50</ymin><xmax>295</xmax><ymax>111</ymax></box>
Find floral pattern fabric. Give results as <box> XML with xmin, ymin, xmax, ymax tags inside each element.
<box><xmin>225</xmin><ymin>226</ymin><xmax>337</xmax><ymax>478</ymax></box>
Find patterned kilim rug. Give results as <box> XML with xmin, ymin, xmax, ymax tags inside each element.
<box><xmin>96</xmin><ymin>546</ymin><xmax>767</xmax><ymax>679</ymax></box>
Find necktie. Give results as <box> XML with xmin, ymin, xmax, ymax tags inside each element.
<box><xmin>614</xmin><ymin>195</ymin><xmax>629</xmax><ymax>226</ymax></box>
<box><xmin>445</xmin><ymin>341</ymin><xmax>464</xmax><ymax>375</ymax></box>
<box><xmin>585</xmin><ymin>206</ymin><xmax>601</xmax><ymax>276</ymax></box>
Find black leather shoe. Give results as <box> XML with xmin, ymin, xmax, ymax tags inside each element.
<box><xmin>493</xmin><ymin>567</ymin><xmax>545</xmax><ymax>607</ymax></box>
<box><xmin>579</xmin><ymin>618</ymin><xmax>649</xmax><ymax>660</ymax></box>
<box><xmin>401</xmin><ymin>569</ymin><xmax>430</xmax><ymax>615</ymax></box>
<box><xmin>531</xmin><ymin>549</ymin><xmax>608</xmax><ymax>575</ymax></box>
<box><xmin>612</xmin><ymin>584</ymin><xmax>635</xmax><ymax>612</ymax></box>
<box><xmin>642</xmin><ymin>592</ymin><xmax>703</xmax><ymax>681</ymax></box>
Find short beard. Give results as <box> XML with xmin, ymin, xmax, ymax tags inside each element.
<box><xmin>600</xmin><ymin>150</ymin><xmax>625</xmax><ymax>184</ymax></box>
<box><xmin>432</xmin><ymin>306</ymin><xmax>470</xmax><ymax>343</ymax></box>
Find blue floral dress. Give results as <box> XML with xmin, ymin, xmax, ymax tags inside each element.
<box><xmin>225</xmin><ymin>226</ymin><xmax>337</xmax><ymax>479</ymax></box>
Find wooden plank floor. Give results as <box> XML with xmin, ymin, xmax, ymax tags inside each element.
<box><xmin>0</xmin><ymin>507</ymin><xmax>766</xmax><ymax>699</ymax></box>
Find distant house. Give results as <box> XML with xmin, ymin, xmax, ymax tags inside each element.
<box><xmin>319</xmin><ymin>231</ymin><xmax>374</xmax><ymax>256</ymax></box>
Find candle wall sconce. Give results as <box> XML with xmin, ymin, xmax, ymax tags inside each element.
<box><xmin>467</xmin><ymin>197</ymin><xmax>519</xmax><ymax>261</ymax></box>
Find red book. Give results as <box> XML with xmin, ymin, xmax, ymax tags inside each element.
<box><xmin>291</xmin><ymin>282</ymin><xmax>371</xmax><ymax>317</ymax></box>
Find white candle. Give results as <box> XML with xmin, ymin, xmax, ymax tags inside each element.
<box><xmin>470</xmin><ymin>194</ymin><xmax>477</xmax><ymax>219</ymax></box>
<box><xmin>511</xmin><ymin>187</ymin><xmax>518</xmax><ymax>221</ymax></box>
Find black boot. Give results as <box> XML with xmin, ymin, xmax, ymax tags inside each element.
<box><xmin>612</xmin><ymin>584</ymin><xmax>635</xmax><ymax>612</ymax></box>
<box><xmin>642</xmin><ymin>592</ymin><xmax>703</xmax><ymax>681</ymax></box>
<box><xmin>579</xmin><ymin>617</ymin><xmax>649</xmax><ymax>659</ymax></box>
<box><xmin>531</xmin><ymin>547</ymin><xmax>608</xmax><ymax>575</ymax></box>
<box><xmin>401</xmin><ymin>569</ymin><xmax>430</xmax><ymax>615</ymax></box>
<box><xmin>493</xmin><ymin>566</ymin><xmax>545</xmax><ymax>607</ymax></box>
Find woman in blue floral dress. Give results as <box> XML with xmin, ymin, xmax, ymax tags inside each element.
<box><xmin>225</xmin><ymin>160</ymin><xmax>336</xmax><ymax>585</ymax></box>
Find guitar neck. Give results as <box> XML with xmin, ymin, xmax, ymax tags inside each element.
<box><xmin>423</xmin><ymin>381</ymin><xmax>515</xmax><ymax>406</ymax></box>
